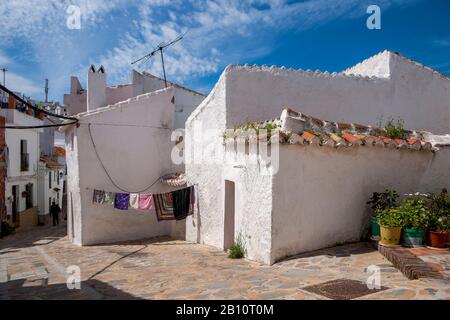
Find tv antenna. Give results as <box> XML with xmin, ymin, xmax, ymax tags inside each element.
<box><xmin>131</xmin><ymin>32</ymin><xmax>186</xmax><ymax>88</ymax></box>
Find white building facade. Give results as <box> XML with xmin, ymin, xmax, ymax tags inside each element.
<box><xmin>185</xmin><ymin>51</ymin><xmax>450</xmax><ymax>264</ymax></box>
<box><xmin>62</xmin><ymin>66</ymin><xmax>205</xmax><ymax>245</ymax></box>
<box><xmin>1</xmin><ymin>109</ymin><xmax>43</xmax><ymax>230</ymax></box>
<box><xmin>37</xmin><ymin>157</ymin><xmax>64</xmax><ymax>224</ymax></box>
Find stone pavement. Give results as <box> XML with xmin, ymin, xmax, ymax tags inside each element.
<box><xmin>0</xmin><ymin>223</ymin><xmax>449</xmax><ymax>300</ymax></box>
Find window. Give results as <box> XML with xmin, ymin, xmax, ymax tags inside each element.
<box><xmin>57</xmin><ymin>170</ymin><xmax>60</xmax><ymax>185</ymax></box>
<box><xmin>25</xmin><ymin>183</ymin><xmax>33</xmax><ymax>209</ymax></box>
<box><xmin>20</xmin><ymin>140</ymin><xmax>29</xmax><ymax>172</ymax></box>
<box><xmin>49</xmin><ymin>172</ymin><xmax>52</xmax><ymax>189</ymax></box>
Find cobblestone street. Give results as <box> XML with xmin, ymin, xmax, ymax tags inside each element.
<box><xmin>0</xmin><ymin>223</ymin><xmax>449</xmax><ymax>300</ymax></box>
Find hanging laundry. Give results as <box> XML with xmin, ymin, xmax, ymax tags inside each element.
<box><xmin>153</xmin><ymin>193</ymin><xmax>175</xmax><ymax>221</ymax></box>
<box><xmin>129</xmin><ymin>193</ymin><xmax>139</xmax><ymax>209</ymax></box>
<box><xmin>92</xmin><ymin>189</ymin><xmax>105</xmax><ymax>205</ymax></box>
<box><xmin>104</xmin><ymin>192</ymin><xmax>115</xmax><ymax>205</ymax></box>
<box><xmin>114</xmin><ymin>193</ymin><xmax>129</xmax><ymax>210</ymax></box>
<box><xmin>172</xmin><ymin>186</ymin><xmax>194</xmax><ymax>220</ymax></box>
<box><xmin>139</xmin><ymin>194</ymin><xmax>153</xmax><ymax>210</ymax></box>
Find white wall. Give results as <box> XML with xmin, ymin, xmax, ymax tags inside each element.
<box><xmin>2</xmin><ymin>110</ymin><xmax>41</xmax><ymax>214</ymax></box>
<box><xmin>225</xmin><ymin>53</ymin><xmax>450</xmax><ymax>134</ymax></box>
<box><xmin>186</xmin><ymin>53</ymin><xmax>450</xmax><ymax>264</ymax></box>
<box><xmin>185</xmin><ymin>72</ymin><xmax>227</xmax><ymax>248</ymax></box>
<box><xmin>270</xmin><ymin>145</ymin><xmax>450</xmax><ymax>264</ymax></box>
<box><xmin>38</xmin><ymin>167</ymin><xmax>64</xmax><ymax>215</ymax></box>
<box><xmin>66</xmin><ymin>88</ymin><xmax>185</xmax><ymax>245</ymax></box>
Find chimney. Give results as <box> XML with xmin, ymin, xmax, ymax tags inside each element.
<box><xmin>8</xmin><ymin>95</ymin><xmax>15</xmax><ymax>109</ymax></box>
<box><xmin>87</xmin><ymin>65</ymin><xmax>107</xmax><ymax>112</ymax></box>
<box><xmin>70</xmin><ymin>76</ymin><xmax>83</xmax><ymax>94</ymax></box>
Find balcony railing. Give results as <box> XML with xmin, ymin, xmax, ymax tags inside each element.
<box><xmin>21</xmin><ymin>153</ymin><xmax>29</xmax><ymax>172</ymax></box>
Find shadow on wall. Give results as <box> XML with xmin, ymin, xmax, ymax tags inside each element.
<box><xmin>2</xmin><ymin>278</ymin><xmax>141</xmax><ymax>300</ymax></box>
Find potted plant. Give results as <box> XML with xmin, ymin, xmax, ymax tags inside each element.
<box><xmin>377</xmin><ymin>208</ymin><xmax>404</xmax><ymax>246</ymax></box>
<box><xmin>367</xmin><ymin>190</ymin><xmax>399</xmax><ymax>239</ymax></box>
<box><xmin>426</xmin><ymin>193</ymin><xmax>450</xmax><ymax>249</ymax></box>
<box><xmin>401</xmin><ymin>197</ymin><xmax>428</xmax><ymax>247</ymax></box>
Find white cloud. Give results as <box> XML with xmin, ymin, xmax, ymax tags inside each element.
<box><xmin>0</xmin><ymin>51</ymin><xmax>11</xmax><ymax>66</ymax></box>
<box><xmin>0</xmin><ymin>0</ymin><xmax>418</xmax><ymax>99</ymax></box>
<box><xmin>5</xmin><ymin>72</ymin><xmax>42</xmax><ymax>96</ymax></box>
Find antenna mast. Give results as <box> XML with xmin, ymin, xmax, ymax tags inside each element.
<box><xmin>131</xmin><ymin>33</ymin><xmax>185</xmax><ymax>88</ymax></box>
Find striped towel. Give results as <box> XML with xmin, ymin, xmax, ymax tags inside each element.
<box><xmin>154</xmin><ymin>193</ymin><xmax>175</xmax><ymax>221</ymax></box>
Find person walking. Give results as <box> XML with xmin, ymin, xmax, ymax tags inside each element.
<box><xmin>50</xmin><ymin>201</ymin><xmax>61</xmax><ymax>226</ymax></box>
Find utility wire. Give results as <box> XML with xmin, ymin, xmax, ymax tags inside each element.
<box><xmin>79</xmin><ymin>122</ymin><xmax>170</xmax><ymax>130</ymax></box>
<box><xmin>0</xmin><ymin>83</ymin><xmax>79</xmax><ymax>129</ymax></box>
<box><xmin>88</xmin><ymin>123</ymin><xmax>179</xmax><ymax>193</ymax></box>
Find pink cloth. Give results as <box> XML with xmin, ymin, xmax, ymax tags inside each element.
<box><xmin>139</xmin><ymin>194</ymin><xmax>153</xmax><ymax>210</ymax></box>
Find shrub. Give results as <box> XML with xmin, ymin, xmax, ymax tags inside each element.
<box><xmin>425</xmin><ymin>192</ymin><xmax>450</xmax><ymax>232</ymax></box>
<box><xmin>399</xmin><ymin>200</ymin><xmax>428</xmax><ymax>229</ymax></box>
<box><xmin>377</xmin><ymin>208</ymin><xmax>405</xmax><ymax>227</ymax></box>
<box><xmin>228</xmin><ymin>234</ymin><xmax>246</xmax><ymax>259</ymax></box>
<box><xmin>367</xmin><ymin>189</ymin><xmax>399</xmax><ymax>215</ymax></box>
<box><xmin>381</xmin><ymin>117</ymin><xmax>406</xmax><ymax>139</ymax></box>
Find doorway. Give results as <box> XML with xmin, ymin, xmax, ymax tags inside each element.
<box><xmin>11</xmin><ymin>185</ymin><xmax>18</xmax><ymax>225</ymax></box>
<box><xmin>223</xmin><ymin>180</ymin><xmax>235</xmax><ymax>250</ymax></box>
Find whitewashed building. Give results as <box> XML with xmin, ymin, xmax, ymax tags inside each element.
<box><xmin>185</xmin><ymin>50</ymin><xmax>450</xmax><ymax>264</ymax></box>
<box><xmin>37</xmin><ymin>156</ymin><xmax>64</xmax><ymax>224</ymax></box>
<box><xmin>62</xmin><ymin>66</ymin><xmax>205</xmax><ymax>245</ymax></box>
<box><xmin>0</xmin><ymin>108</ymin><xmax>43</xmax><ymax>230</ymax></box>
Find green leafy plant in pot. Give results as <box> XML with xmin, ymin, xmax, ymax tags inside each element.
<box><xmin>426</xmin><ymin>193</ymin><xmax>450</xmax><ymax>248</ymax></box>
<box><xmin>400</xmin><ymin>196</ymin><xmax>428</xmax><ymax>247</ymax></box>
<box><xmin>377</xmin><ymin>207</ymin><xmax>404</xmax><ymax>246</ymax></box>
<box><xmin>367</xmin><ymin>189</ymin><xmax>399</xmax><ymax>238</ymax></box>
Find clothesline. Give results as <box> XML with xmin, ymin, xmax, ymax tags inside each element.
<box><xmin>90</xmin><ymin>185</ymin><xmax>196</xmax><ymax>222</ymax></box>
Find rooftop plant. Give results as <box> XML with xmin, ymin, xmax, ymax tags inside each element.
<box><xmin>377</xmin><ymin>116</ymin><xmax>406</xmax><ymax>139</ymax></box>
<box><xmin>223</xmin><ymin>120</ymin><xmax>281</xmax><ymax>142</ymax></box>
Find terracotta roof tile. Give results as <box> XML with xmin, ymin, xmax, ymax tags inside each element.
<box><xmin>54</xmin><ymin>146</ymin><xmax>66</xmax><ymax>157</ymax></box>
<box><xmin>227</xmin><ymin>108</ymin><xmax>443</xmax><ymax>153</ymax></box>
<box><xmin>342</xmin><ymin>132</ymin><xmax>362</xmax><ymax>145</ymax></box>
<box><xmin>302</xmin><ymin>131</ymin><xmax>320</xmax><ymax>144</ymax></box>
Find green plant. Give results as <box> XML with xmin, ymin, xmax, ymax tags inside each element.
<box><xmin>367</xmin><ymin>189</ymin><xmax>399</xmax><ymax>215</ymax></box>
<box><xmin>228</xmin><ymin>234</ymin><xmax>246</xmax><ymax>259</ymax></box>
<box><xmin>377</xmin><ymin>208</ymin><xmax>405</xmax><ymax>227</ymax></box>
<box><xmin>428</xmin><ymin>193</ymin><xmax>450</xmax><ymax>216</ymax></box>
<box><xmin>425</xmin><ymin>193</ymin><xmax>450</xmax><ymax>232</ymax></box>
<box><xmin>378</xmin><ymin>116</ymin><xmax>406</xmax><ymax>139</ymax></box>
<box><xmin>399</xmin><ymin>200</ymin><xmax>428</xmax><ymax>229</ymax></box>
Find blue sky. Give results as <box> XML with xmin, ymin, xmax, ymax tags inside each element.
<box><xmin>1</xmin><ymin>0</ymin><xmax>450</xmax><ymax>102</ymax></box>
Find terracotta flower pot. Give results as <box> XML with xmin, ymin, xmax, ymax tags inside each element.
<box><xmin>428</xmin><ymin>231</ymin><xmax>449</xmax><ymax>248</ymax></box>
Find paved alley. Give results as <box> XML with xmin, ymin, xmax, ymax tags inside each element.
<box><xmin>0</xmin><ymin>224</ymin><xmax>449</xmax><ymax>300</ymax></box>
